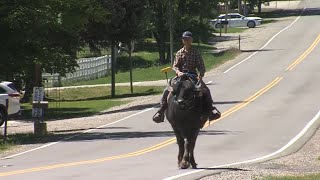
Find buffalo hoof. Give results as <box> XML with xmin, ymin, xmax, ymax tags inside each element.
<box><xmin>179</xmin><ymin>161</ymin><xmax>190</xmax><ymax>169</ymax></box>
<box><xmin>191</xmin><ymin>163</ymin><xmax>198</xmax><ymax>169</ymax></box>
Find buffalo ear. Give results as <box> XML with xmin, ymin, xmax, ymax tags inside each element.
<box><xmin>193</xmin><ymin>80</ymin><xmax>202</xmax><ymax>91</ymax></box>
<box><xmin>172</xmin><ymin>81</ymin><xmax>181</xmax><ymax>95</ymax></box>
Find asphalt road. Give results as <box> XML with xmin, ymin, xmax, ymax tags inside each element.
<box><xmin>1</xmin><ymin>1</ymin><xmax>320</xmax><ymax>180</ymax></box>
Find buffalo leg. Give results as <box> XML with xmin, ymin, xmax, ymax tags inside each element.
<box><xmin>174</xmin><ymin>128</ymin><xmax>185</xmax><ymax>166</ymax></box>
<box><xmin>189</xmin><ymin>130</ymin><xmax>199</xmax><ymax>169</ymax></box>
<box><xmin>180</xmin><ymin>138</ymin><xmax>190</xmax><ymax>169</ymax></box>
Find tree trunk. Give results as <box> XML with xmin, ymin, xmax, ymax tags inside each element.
<box><xmin>151</xmin><ymin>1</ymin><xmax>168</xmax><ymax>65</ymax></box>
<box><xmin>111</xmin><ymin>41</ymin><xmax>116</xmax><ymax>98</ymax></box>
<box><xmin>154</xmin><ymin>31</ymin><xmax>167</xmax><ymax>65</ymax></box>
<box><xmin>238</xmin><ymin>0</ymin><xmax>242</xmax><ymax>14</ymax></box>
<box><xmin>129</xmin><ymin>44</ymin><xmax>133</xmax><ymax>94</ymax></box>
<box><xmin>258</xmin><ymin>0</ymin><xmax>262</xmax><ymax>14</ymax></box>
<box><xmin>243</xmin><ymin>0</ymin><xmax>247</xmax><ymax>16</ymax></box>
<box><xmin>166</xmin><ymin>45</ymin><xmax>171</xmax><ymax>63</ymax></box>
<box><xmin>21</xmin><ymin>69</ymin><xmax>34</xmax><ymax>103</ymax></box>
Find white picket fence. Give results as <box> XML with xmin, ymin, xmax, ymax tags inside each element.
<box><xmin>43</xmin><ymin>55</ymin><xmax>111</xmax><ymax>87</ymax></box>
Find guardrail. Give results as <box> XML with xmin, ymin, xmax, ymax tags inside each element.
<box><xmin>43</xmin><ymin>55</ymin><xmax>111</xmax><ymax>87</ymax></box>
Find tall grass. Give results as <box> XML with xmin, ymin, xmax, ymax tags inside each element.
<box><xmin>260</xmin><ymin>174</ymin><xmax>320</xmax><ymax>180</ymax></box>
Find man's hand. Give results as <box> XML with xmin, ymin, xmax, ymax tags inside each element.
<box><xmin>177</xmin><ymin>71</ymin><xmax>184</xmax><ymax>77</ymax></box>
<box><xmin>198</xmin><ymin>76</ymin><xmax>203</xmax><ymax>81</ymax></box>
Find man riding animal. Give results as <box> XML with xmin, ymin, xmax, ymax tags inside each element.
<box><xmin>153</xmin><ymin>31</ymin><xmax>219</xmax><ymax>126</ymax></box>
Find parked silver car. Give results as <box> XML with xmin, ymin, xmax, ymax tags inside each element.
<box><xmin>210</xmin><ymin>13</ymin><xmax>262</xmax><ymax>29</ymax></box>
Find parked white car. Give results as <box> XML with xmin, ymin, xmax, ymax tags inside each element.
<box><xmin>0</xmin><ymin>81</ymin><xmax>21</xmax><ymax>126</ymax></box>
<box><xmin>210</xmin><ymin>13</ymin><xmax>262</xmax><ymax>29</ymax></box>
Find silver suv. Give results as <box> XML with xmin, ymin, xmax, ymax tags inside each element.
<box><xmin>0</xmin><ymin>81</ymin><xmax>21</xmax><ymax>126</ymax></box>
<box><xmin>0</xmin><ymin>94</ymin><xmax>9</xmax><ymax>126</ymax></box>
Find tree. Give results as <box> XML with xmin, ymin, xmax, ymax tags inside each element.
<box><xmin>0</xmin><ymin>0</ymin><xmax>107</xmax><ymax>102</ymax></box>
<box><xmin>83</xmin><ymin>0</ymin><xmax>147</xmax><ymax>96</ymax></box>
<box><xmin>117</xmin><ymin>0</ymin><xmax>147</xmax><ymax>93</ymax></box>
<box><xmin>147</xmin><ymin>0</ymin><xmax>170</xmax><ymax>65</ymax></box>
<box><xmin>246</xmin><ymin>0</ymin><xmax>270</xmax><ymax>14</ymax></box>
<box><xmin>175</xmin><ymin>0</ymin><xmax>218</xmax><ymax>42</ymax></box>
<box><xmin>146</xmin><ymin>0</ymin><xmax>219</xmax><ymax>65</ymax></box>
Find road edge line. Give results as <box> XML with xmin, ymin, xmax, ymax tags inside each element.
<box><xmin>163</xmin><ymin>109</ymin><xmax>320</xmax><ymax>180</ymax></box>
<box><xmin>0</xmin><ymin>107</ymin><xmax>157</xmax><ymax>160</ymax></box>
<box><xmin>223</xmin><ymin>7</ymin><xmax>306</xmax><ymax>74</ymax></box>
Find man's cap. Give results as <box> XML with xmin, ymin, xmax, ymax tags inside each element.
<box><xmin>182</xmin><ymin>31</ymin><xmax>192</xmax><ymax>38</ymax></box>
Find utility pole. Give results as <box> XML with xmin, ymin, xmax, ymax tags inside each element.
<box><xmin>169</xmin><ymin>0</ymin><xmax>174</xmax><ymax>65</ymax></box>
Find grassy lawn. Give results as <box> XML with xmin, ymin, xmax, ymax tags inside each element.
<box><xmin>77</xmin><ymin>46</ymin><xmax>110</xmax><ymax>58</ymax></box>
<box><xmin>1</xmin><ymin>39</ymin><xmax>239</xmax><ymax>152</ymax></box>
<box><xmin>260</xmin><ymin>174</ymin><xmax>320</xmax><ymax>180</ymax></box>
<box><xmin>65</xmin><ymin>43</ymin><xmax>239</xmax><ymax>86</ymax></box>
<box><xmin>20</xmin><ymin>86</ymin><xmax>164</xmax><ymax>120</ymax></box>
<box><xmin>20</xmin><ymin>40</ymin><xmax>240</xmax><ymax>121</ymax></box>
<box><xmin>215</xmin><ymin>27</ymin><xmax>247</xmax><ymax>34</ymax></box>
<box><xmin>30</xmin><ymin>40</ymin><xmax>240</xmax><ymax>120</ymax></box>
<box><xmin>262</xmin><ymin>19</ymin><xmax>278</xmax><ymax>24</ymax></box>
<box><xmin>1</xmin><ymin>132</ymin><xmax>79</xmax><ymax>152</ymax></box>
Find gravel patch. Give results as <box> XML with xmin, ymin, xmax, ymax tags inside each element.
<box><xmin>201</xmin><ymin>129</ymin><xmax>320</xmax><ymax>180</ymax></box>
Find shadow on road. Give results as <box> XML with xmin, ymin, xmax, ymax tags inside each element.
<box><xmin>240</xmin><ymin>49</ymin><xmax>280</xmax><ymax>53</ymax></box>
<box><xmin>4</xmin><ymin>129</ymin><xmax>238</xmax><ymax>146</ymax></box>
<box><xmin>99</xmin><ymin>103</ymin><xmax>159</xmax><ymax>115</ymax></box>
<box><xmin>214</xmin><ymin>101</ymin><xmax>246</xmax><ymax>105</ymax></box>
<box><xmin>258</xmin><ymin>8</ymin><xmax>320</xmax><ymax>18</ymax></box>
<box><xmin>195</xmin><ymin>167</ymin><xmax>251</xmax><ymax>172</ymax></box>
<box><xmin>196</xmin><ymin>167</ymin><xmax>250</xmax><ymax>171</ymax></box>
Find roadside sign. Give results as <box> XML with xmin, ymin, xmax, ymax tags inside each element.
<box><xmin>32</xmin><ymin>87</ymin><xmax>44</xmax><ymax>118</ymax></box>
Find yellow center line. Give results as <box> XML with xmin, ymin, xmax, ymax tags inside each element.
<box><xmin>286</xmin><ymin>33</ymin><xmax>320</xmax><ymax>71</ymax></box>
<box><xmin>203</xmin><ymin>77</ymin><xmax>283</xmax><ymax>128</ymax></box>
<box><xmin>0</xmin><ymin>77</ymin><xmax>282</xmax><ymax>177</ymax></box>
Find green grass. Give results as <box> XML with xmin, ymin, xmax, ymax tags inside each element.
<box><xmin>262</xmin><ymin>19</ymin><xmax>278</xmax><ymax>24</ymax></box>
<box><xmin>228</xmin><ymin>28</ymin><xmax>246</xmax><ymax>33</ymax></box>
<box><xmin>260</xmin><ymin>174</ymin><xmax>320</xmax><ymax>180</ymax></box>
<box><xmin>77</xmin><ymin>46</ymin><xmax>110</xmax><ymax>58</ymax></box>
<box><xmin>21</xmin><ymin>86</ymin><xmax>164</xmax><ymax>120</ymax></box>
<box><xmin>215</xmin><ymin>27</ymin><xmax>247</xmax><ymax>34</ymax></box>
<box><xmin>46</xmin><ymin>86</ymin><xmax>163</xmax><ymax>101</ymax></box>
<box><xmin>65</xmin><ymin>44</ymin><xmax>239</xmax><ymax>86</ymax></box>
<box><xmin>21</xmin><ymin>100</ymin><xmax>127</xmax><ymax>120</ymax></box>
<box><xmin>0</xmin><ymin>133</ymin><xmax>70</xmax><ymax>152</ymax></box>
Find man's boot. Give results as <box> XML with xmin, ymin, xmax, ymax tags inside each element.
<box><xmin>200</xmin><ymin>105</ymin><xmax>221</xmax><ymax>128</ymax></box>
<box><xmin>153</xmin><ymin>102</ymin><xmax>168</xmax><ymax>123</ymax></box>
<box><xmin>208</xmin><ymin>105</ymin><xmax>221</xmax><ymax>121</ymax></box>
<box><xmin>202</xmin><ymin>86</ymin><xmax>221</xmax><ymax>121</ymax></box>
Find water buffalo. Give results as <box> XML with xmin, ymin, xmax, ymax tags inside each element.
<box><xmin>166</xmin><ymin>74</ymin><xmax>210</xmax><ymax>169</ymax></box>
